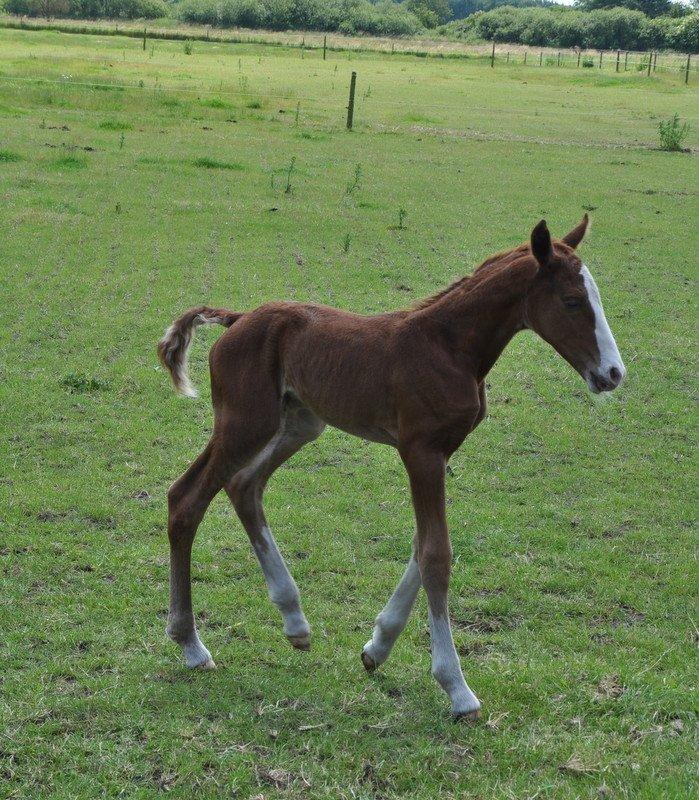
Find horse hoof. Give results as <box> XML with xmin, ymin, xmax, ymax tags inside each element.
<box><xmin>360</xmin><ymin>649</ymin><xmax>376</xmax><ymax>672</ymax></box>
<box><xmin>287</xmin><ymin>634</ymin><xmax>311</xmax><ymax>651</ymax></box>
<box><xmin>453</xmin><ymin>709</ymin><xmax>480</xmax><ymax>724</ymax></box>
<box><xmin>197</xmin><ymin>658</ymin><xmax>216</xmax><ymax>670</ymax></box>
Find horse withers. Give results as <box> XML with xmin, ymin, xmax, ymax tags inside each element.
<box><xmin>158</xmin><ymin>216</ymin><xmax>625</xmax><ymax>720</ymax></box>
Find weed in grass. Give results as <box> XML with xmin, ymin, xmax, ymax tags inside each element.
<box><xmin>246</xmin><ymin>99</ymin><xmax>263</xmax><ymax>109</ymax></box>
<box><xmin>183</xmin><ymin>40</ymin><xmax>193</xmax><ymax>55</ymax></box>
<box><xmin>61</xmin><ymin>373</ymin><xmax>109</xmax><ymax>393</ymax></box>
<box><xmin>343</xmin><ymin>233</ymin><xmax>351</xmax><ymax>253</ymax></box>
<box><xmin>0</xmin><ymin>148</ymin><xmax>22</xmax><ymax>162</ymax></box>
<box><xmin>202</xmin><ymin>97</ymin><xmax>232</xmax><ymax>109</ymax></box>
<box><xmin>98</xmin><ymin>119</ymin><xmax>131</xmax><ymax>131</ymax></box>
<box><xmin>346</xmin><ymin>163</ymin><xmax>363</xmax><ymax>195</ymax></box>
<box><xmin>658</xmin><ymin>114</ymin><xmax>690</xmax><ymax>152</ymax></box>
<box><xmin>51</xmin><ymin>154</ymin><xmax>87</xmax><ymax>169</ymax></box>
<box><xmin>582</xmin><ymin>58</ymin><xmax>595</xmax><ymax>68</ymax></box>
<box><xmin>284</xmin><ymin>156</ymin><xmax>296</xmax><ymax>194</ymax></box>
<box><xmin>192</xmin><ymin>157</ymin><xmax>244</xmax><ymax>170</ymax></box>
<box><xmin>294</xmin><ymin>101</ymin><xmax>300</xmax><ymax>126</ymax></box>
<box><xmin>119</xmin><ymin>132</ymin><xmax>124</xmax><ymax>149</ymax></box>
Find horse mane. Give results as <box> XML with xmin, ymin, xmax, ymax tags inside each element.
<box><xmin>412</xmin><ymin>243</ymin><xmax>530</xmax><ymax>312</ymax></box>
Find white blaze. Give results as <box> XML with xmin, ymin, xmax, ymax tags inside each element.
<box><xmin>580</xmin><ymin>265</ymin><xmax>625</xmax><ymax>383</ymax></box>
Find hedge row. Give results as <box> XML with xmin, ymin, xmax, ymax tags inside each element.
<box><xmin>443</xmin><ymin>6</ymin><xmax>699</xmax><ymax>52</ymax></box>
<box><xmin>1</xmin><ymin>0</ymin><xmax>426</xmax><ymax>35</ymax></box>
<box><xmin>3</xmin><ymin>0</ymin><xmax>169</xmax><ymax>19</ymax></box>
<box><xmin>175</xmin><ymin>0</ymin><xmax>423</xmax><ymax>37</ymax></box>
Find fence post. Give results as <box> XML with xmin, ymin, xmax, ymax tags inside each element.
<box><xmin>686</xmin><ymin>53</ymin><xmax>691</xmax><ymax>85</ymax></box>
<box><xmin>323</xmin><ymin>35</ymin><xmax>327</xmax><ymax>61</ymax></box>
<box><xmin>653</xmin><ymin>51</ymin><xmax>658</xmax><ymax>72</ymax></box>
<box><xmin>647</xmin><ymin>52</ymin><xmax>652</xmax><ymax>76</ymax></box>
<box><xmin>599</xmin><ymin>50</ymin><xmax>603</xmax><ymax>69</ymax></box>
<box><xmin>557</xmin><ymin>52</ymin><xmax>561</xmax><ymax>67</ymax></box>
<box><xmin>539</xmin><ymin>51</ymin><xmax>543</xmax><ymax>66</ymax></box>
<box><xmin>142</xmin><ymin>28</ymin><xmax>146</xmax><ymax>51</ymax></box>
<box><xmin>491</xmin><ymin>40</ymin><xmax>495</xmax><ymax>68</ymax></box>
<box><xmin>577</xmin><ymin>51</ymin><xmax>581</xmax><ymax>68</ymax></box>
<box><xmin>624</xmin><ymin>51</ymin><xmax>629</xmax><ymax>71</ymax></box>
<box><xmin>506</xmin><ymin>51</ymin><xmax>510</xmax><ymax>64</ymax></box>
<box><xmin>615</xmin><ymin>49</ymin><xmax>620</xmax><ymax>72</ymax></box>
<box><xmin>346</xmin><ymin>71</ymin><xmax>356</xmax><ymax>130</ymax></box>
<box><xmin>524</xmin><ymin>50</ymin><xmax>527</xmax><ymax>65</ymax></box>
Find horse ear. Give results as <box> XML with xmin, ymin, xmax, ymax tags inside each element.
<box><xmin>562</xmin><ymin>214</ymin><xmax>589</xmax><ymax>249</ymax></box>
<box><xmin>530</xmin><ymin>219</ymin><xmax>552</xmax><ymax>267</ymax></box>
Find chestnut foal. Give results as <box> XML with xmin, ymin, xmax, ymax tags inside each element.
<box><xmin>158</xmin><ymin>217</ymin><xmax>625</xmax><ymax>719</ymax></box>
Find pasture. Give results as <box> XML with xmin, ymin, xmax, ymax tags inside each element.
<box><xmin>1</xmin><ymin>26</ymin><xmax>697</xmax><ymax>799</ymax></box>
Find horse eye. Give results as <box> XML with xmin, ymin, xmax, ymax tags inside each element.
<box><xmin>564</xmin><ymin>298</ymin><xmax>581</xmax><ymax>310</ymax></box>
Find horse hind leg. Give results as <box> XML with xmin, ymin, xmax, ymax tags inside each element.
<box><xmin>226</xmin><ymin>396</ymin><xmax>325</xmax><ymax>651</ymax></box>
<box><xmin>166</xmin><ymin>440</ymin><xmax>227</xmax><ymax>668</ymax></box>
<box><xmin>166</xmin><ymin>385</ymin><xmax>283</xmax><ymax>668</ymax></box>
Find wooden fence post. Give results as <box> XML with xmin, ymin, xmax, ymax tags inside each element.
<box><xmin>539</xmin><ymin>51</ymin><xmax>543</xmax><ymax>66</ymax></box>
<box><xmin>524</xmin><ymin>50</ymin><xmax>527</xmax><ymax>65</ymax></box>
<box><xmin>142</xmin><ymin>28</ymin><xmax>146</xmax><ymax>51</ymax></box>
<box><xmin>624</xmin><ymin>51</ymin><xmax>629</xmax><ymax>71</ymax></box>
<box><xmin>323</xmin><ymin>35</ymin><xmax>327</xmax><ymax>61</ymax></box>
<box><xmin>615</xmin><ymin>49</ymin><xmax>620</xmax><ymax>72</ymax></box>
<box><xmin>346</xmin><ymin>71</ymin><xmax>356</xmax><ymax>130</ymax></box>
<box><xmin>686</xmin><ymin>54</ymin><xmax>691</xmax><ymax>85</ymax></box>
<box><xmin>647</xmin><ymin>52</ymin><xmax>652</xmax><ymax>76</ymax></box>
<box><xmin>506</xmin><ymin>51</ymin><xmax>510</xmax><ymax>63</ymax></box>
<box><xmin>577</xmin><ymin>51</ymin><xmax>581</xmax><ymax>68</ymax></box>
<box><xmin>653</xmin><ymin>51</ymin><xmax>658</xmax><ymax>72</ymax></box>
<box><xmin>599</xmin><ymin>50</ymin><xmax>603</xmax><ymax>69</ymax></box>
<box><xmin>491</xmin><ymin>40</ymin><xmax>495</xmax><ymax>68</ymax></box>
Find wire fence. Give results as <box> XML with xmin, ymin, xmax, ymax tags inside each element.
<box><xmin>486</xmin><ymin>42</ymin><xmax>694</xmax><ymax>82</ymax></box>
<box><xmin>0</xmin><ymin>15</ymin><xmax>696</xmax><ymax>84</ymax></box>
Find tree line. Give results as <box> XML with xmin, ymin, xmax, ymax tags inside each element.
<box><xmin>443</xmin><ymin>5</ymin><xmax>698</xmax><ymax>52</ymax></box>
<box><xmin>2</xmin><ymin>0</ymin><xmax>697</xmax><ymax>52</ymax></box>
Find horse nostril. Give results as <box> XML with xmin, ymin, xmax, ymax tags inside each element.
<box><xmin>609</xmin><ymin>366</ymin><xmax>622</xmax><ymax>384</ymax></box>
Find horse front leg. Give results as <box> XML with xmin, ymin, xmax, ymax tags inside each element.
<box><xmin>361</xmin><ymin>545</ymin><xmax>421</xmax><ymax>671</ymax></box>
<box><xmin>401</xmin><ymin>444</ymin><xmax>481</xmax><ymax>721</ymax></box>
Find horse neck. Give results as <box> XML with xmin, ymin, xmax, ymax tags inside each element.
<box><xmin>417</xmin><ymin>258</ymin><xmax>536</xmax><ymax>381</ymax></box>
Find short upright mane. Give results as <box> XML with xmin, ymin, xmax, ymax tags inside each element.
<box><xmin>412</xmin><ymin>243</ymin><xmax>530</xmax><ymax>311</ymax></box>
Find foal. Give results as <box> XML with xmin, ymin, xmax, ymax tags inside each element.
<box><xmin>158</xmin><ymin>217</ymin><xmax>625</xmax><ymax>719</ymax></box>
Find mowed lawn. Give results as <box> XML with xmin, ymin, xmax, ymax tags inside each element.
<box><xmin>1</xmin><ymin>27</ymin><xmax>697</xmax><ymax>799</ymax></box>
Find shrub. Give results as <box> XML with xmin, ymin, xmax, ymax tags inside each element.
<box><xmin>658</xmin><ymin>114</ymin><xmax>690</xmax><ymax>151</ymax></box>
<box><xmin>5</xmin><ymin>0</ymin><xmax>168</xmax><ymax>19</ymax></box>
<box><xmin>443</xmin><ymin>5</ymin><xmax>698</xmax><ymax>51</ymax></box>
<box><xmin>218</xmin><ymin>0</ymin><xmax>266</xmax><ymax>28</ymax></box>
<box><xmin>670</xmin><ymin>12</ymin><xmax>699</xmax><ymax>52</ymax></box>
<box><xmin>176</xmin><ymin>0</ymin><xmax>217</xmax><ymax>25</ymax></box>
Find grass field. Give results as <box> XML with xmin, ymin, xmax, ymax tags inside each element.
<box><xmin>1</xmin><ymin>26</ymin><xmax>698</xmax><ymax>799</ymax></box>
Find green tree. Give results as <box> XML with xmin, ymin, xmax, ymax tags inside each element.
<box><xmin>574</xmin><ymin>0</ymin><xmax>672</xmax><ymax>19</ymax></box>
<box><xmin>405</xmin><ymin>0</ymin><xmax>452</xmax><ymax>27</ymax></box>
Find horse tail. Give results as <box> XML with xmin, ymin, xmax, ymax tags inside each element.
<box><xmin>157</xmin><ymin>306</ymin><xmax>242</xmax><ymax>398</ymax></box>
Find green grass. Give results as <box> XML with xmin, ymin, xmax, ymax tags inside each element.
<box><xmin>192</xmin><ymin>156</ymin><xmax>245</xmax><ymax>170</ymax></box>
<box><xmin>0</xmin><ymin>26</ymin><xmax>697</xmax><ymax>800</ymax></box>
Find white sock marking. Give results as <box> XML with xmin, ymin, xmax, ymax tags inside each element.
<box><xmin>254</xmin><ymin>526</ymin><xmax>309</xmax><ymax>640</ymax></box>
<box><xmin>429</xmin><ymin>611</ymin><xmax>480</xmax><ymax>716</ymax></box>
<box><xmin>363</xmin><ymin>558</ymin><xmax>421</xmax><ymax>666</ymax></box>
